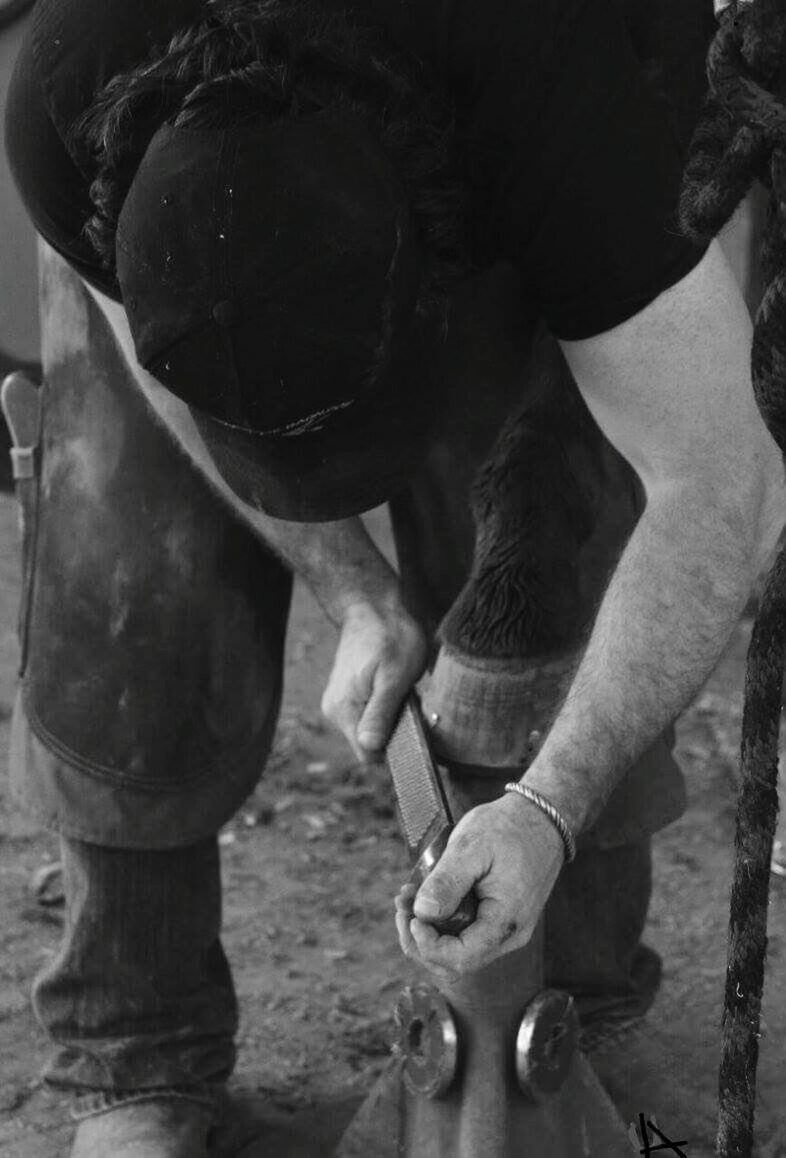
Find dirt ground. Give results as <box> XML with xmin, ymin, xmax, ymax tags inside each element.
<box><xmin>0</xmin><ymin>492</ymin><xmax>785</xmax><ymax>1157</ymax></box>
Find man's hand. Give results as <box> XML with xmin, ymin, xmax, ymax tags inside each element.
<box><xmin>394</xmin><ymin>793</ymin><xmax>565</xmax><ymax>978</ymax></box>
<box><xmin>321</xmin><ymin>597</ymin><xmax>428</xmax><ymax>762</ymax></box>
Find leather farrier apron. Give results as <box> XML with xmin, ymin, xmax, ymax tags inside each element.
<box><xmin>9</xmin><ymin>242</ymin><xmax>293</xmax><ymax>848</ymax></box>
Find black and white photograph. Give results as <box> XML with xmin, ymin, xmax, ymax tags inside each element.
<box><xmin>0</xmin><ymin>0</ymin><xmax>785</xmax><ymax>1154</ymax></box>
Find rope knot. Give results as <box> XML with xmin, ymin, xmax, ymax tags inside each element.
<box><xmin>678</xmin><ymin>0</ymin><xmax>786</xmax><ymax>243</ymax></box>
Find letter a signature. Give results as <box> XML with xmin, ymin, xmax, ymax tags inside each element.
<box><xmin>628</xmin><ymin>1113</ymin><xmax>689</xmax><ymax>1156</ymax></box>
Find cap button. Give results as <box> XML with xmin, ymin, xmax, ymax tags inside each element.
<box><xmin>212</xmin><ymin>300</ymin><xmax>236</xmax><ymax>327</ymax></box>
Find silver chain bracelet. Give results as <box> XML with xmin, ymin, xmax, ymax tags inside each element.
<box><xmin>504</xmin><ymin>782</ymin><xmax>578</xmax><ymax>864</ymax></box>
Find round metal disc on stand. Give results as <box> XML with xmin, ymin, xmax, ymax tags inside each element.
<box><xmin>515</xmin><ymin>989</ymin><xmax>580</xmax><ymax>1101</ymax></box>
<box><xmin>393</xmin><ymin>984</ymin><xmax>459</xmax><ymax>1099</ymax></box>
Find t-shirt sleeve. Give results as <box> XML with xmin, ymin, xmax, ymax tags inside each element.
<box><xmin>457</xmin><ymin>0</ymin><xmax>709</xmax><ymax>340</ymax></box>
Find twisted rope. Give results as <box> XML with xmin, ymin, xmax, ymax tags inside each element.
<box><xmin>679</xmin><ymin>4</ymin><xmax>786</xmax><ymax>1154</ymax></box>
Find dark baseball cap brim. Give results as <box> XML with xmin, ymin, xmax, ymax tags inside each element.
<box><xmin>190</xmin><ymin>368</ymin><xmax>442</xmax><ymax>522</ymax></box>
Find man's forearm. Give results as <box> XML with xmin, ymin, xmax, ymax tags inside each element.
<box><xmin>523</xmin><ymin>470</ymin><xmax>785</xmax><ymax>835</ymax></box>
<box><xmin>243</xmin><ymin>509</ymin><xmax>402</xmax><ymax>625</ymax></box>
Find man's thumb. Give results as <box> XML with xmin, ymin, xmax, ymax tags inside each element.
<box><xmin>414</xmin><ymin>848</ymin><xmax>478</xmax><ymax>921</ymax></box>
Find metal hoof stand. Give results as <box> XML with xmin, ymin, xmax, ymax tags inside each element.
<box><xmin>339</xmin><ymin>924</ymin><xmax>630</xmax><ymax>1157</ymax></box>
<box><xmin>389</xmin><ymin>961</ymin><xmax>627</xmax><ymax>1157</ymax></box>
<box><xmin>338</xmin><ymin>876</ymin><xmax>632</xmax><ymax>1157</ymax></box>
<box><xmin>337</xmin><ymin>652</ymin><xmax>632</xmax><ymax>1157</ymax></box>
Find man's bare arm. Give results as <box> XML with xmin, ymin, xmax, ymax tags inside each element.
<box><xmin>523</xmin><ymin>240</ymin><xmax>786</xmax><ymax>833</ymax></box>
<box><xmin>400</xmin><ymin>240</ymin><xmax>786</xmax><ymax>977</ymax></box>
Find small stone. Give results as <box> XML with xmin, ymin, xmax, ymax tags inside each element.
<box><xmin>324</xmin><ymin>948</ymin><xmax>352</xmax><ymax>962</ymax></box>
<box><xmin>274</xmin><ymin>795</ymin><xmax>296</xmax><ymax>815</ymax></box>
<box><xmin>303</xmin><ymin>814</ymin><xmax>329</xmax><ymax>834</ymax></box>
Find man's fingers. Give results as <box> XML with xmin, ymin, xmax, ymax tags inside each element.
<box><xmin>319</xmin><ymin>601</ymin><xmax>427</xmax><ymax>763</ymax></box>
<box><xmin>356</xmin><ymin>669</ymin><xmax>404</xmax><ymax>752</ymax></box>
<box><xmin>320</xmin><ymin>682</ymin><xmax>369</xmax><ymax>762</ymax></box>
<box><xmin>409</xmin><ymin>901</ymin><xmax>531</xmax><ymax>975</ymax></box>
<box><xmin>396</xmin><ymin>885</ymin><xmax>454</xmax><ymax>978</ymax></box>
<box><xmin>395</xmin><ymin>901</ymin><xmax>417</xmax><ymax>957</ymax></box>
<box><xmin>321</xmin><ymin>666</ymin><xmax>402</xmax><ymax>759</ymax></box>
<box><xmin>413</xmin><ymin>837</ymin><xmax>488</xmax><ymax>924</ymax></box>
<box><xmin>395</xmin><ymin>882</ymin><xmax>418</xmax><ymax>910</ymax></box>
<box><xmin>446</xmin><ymin>901</ymin><xmax>531</xmax><ymax>960</ymax></box>
<box><xmin>410</xmin><ymin>919</ymin><xmax>484</xmax><ymax>973</ymax></box>
<box><xmin>405</xmin><ymin>918</ymin><xmax>459</xmax><ymax>984</ymax></box>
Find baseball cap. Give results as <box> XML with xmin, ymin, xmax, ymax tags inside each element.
<box><xmin>116</xmin><ymin>111</ymin><xmax>439</xmax><ymax>521</ymax></box>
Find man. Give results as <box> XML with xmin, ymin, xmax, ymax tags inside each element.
<box><xmin>3</xmin><ymin>0</ymin><xmax>784</xmax><ymax>1154</ymax></box>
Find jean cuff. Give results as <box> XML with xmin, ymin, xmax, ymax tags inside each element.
<box><xmin>69</xmin><ymin>1084</ymin><xmax>222</xmax><ymax>1122</ymax></box>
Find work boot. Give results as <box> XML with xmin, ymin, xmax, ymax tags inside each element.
<box><xmin>69</xmin><ymin>1097</ymin><xmax>215</xmax><ymax>1157</ymax></box>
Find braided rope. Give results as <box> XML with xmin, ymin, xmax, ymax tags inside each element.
<box><xmin>679</xmin><ymin>4</ymin><xmax>786</xmax><ymax>1154</ymax></box>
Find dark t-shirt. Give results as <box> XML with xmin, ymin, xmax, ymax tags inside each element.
<box><xmin>5</xmin><ymin>0</ymin><xmax>710</xmax><ymax>340</ymax></box>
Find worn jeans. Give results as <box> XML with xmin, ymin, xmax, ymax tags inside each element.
<box><xmin>11</xmin><ymin>251</ymin><xmax>684</xmax><ymax>1114</ymax></box>
<box><xmin>33</xmin><ymin>838</ymin><xmax>236</xmax><ymax>1117</ymax></box>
